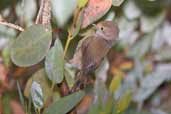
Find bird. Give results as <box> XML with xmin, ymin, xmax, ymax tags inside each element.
<box><xmin>70</xmin><ymin>21</ymin><xmax>119</xmax><ymax>92</ymax></box>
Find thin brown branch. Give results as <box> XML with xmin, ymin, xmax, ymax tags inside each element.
<box><xmin>0</xmin><ymin>21</ymin><xmax>24</xmax><ymax>32</ymax></box>
<box><xmin>35</xmin><ymin>0</ymin><xmax>44</xmax><ymax>24</ymax></box>
<box><xmin>35</xmin><ymin>0</ymin><xmax>51</xmax><ymax>28</ymax></box>
<box><xmin>41</xmin><ymin>0</ymin><xmax>51</xmax><ymax>25</ymax></box>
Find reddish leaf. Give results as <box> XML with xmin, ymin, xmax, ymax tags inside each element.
<box><xmin>81</xmin><ymin>0</ymin><xmax>112</xmax><ymax>28</ymax></box>
<box><xmin>76</xmin><ymin>95</ymin><xmax>93</xmax><ymax>114</ymax></box>
<box><xmin>10</xmin><ymin>100</ymin><xmax>25</xmax><ymax>114</ymax></box>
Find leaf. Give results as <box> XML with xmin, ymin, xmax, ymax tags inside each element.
<box><xmin>16</xmin><ymin>0</ymin><xmax>36</xmax><ymax>26</ymax></box>
<box><xmin>2</xmin><ymin>93</ymin><xmax>12</xmax><ymax>114</ymax></box>
<box><xmin>45</xmin><ymin>38</ymin><xmax>64</xmax><ymax>84</ymax></box>
<box><xmin>127</xmin><ymin>33</ymin><xmax>153</xmax><ymax>59</ymax></box>
<box><xmin>43</xmin><ymin>91</ymin><xmax>85</xmax><ymax>114</ymax></box>
<box><xmin>123</xmin><ymin>0</ymin><xmax>141</xmax><ymax>20</ymax></box>
<box><xmin>154</xmin><ymin>47</ymin><xmax>171</xmax><ymax>61</ymax></box>
<box><xmin>64</xmin><ymin>63</ymin><xmax>76</xmax><ymax>89</ymax></box>
<box><xmin>140</xmin><ymin>12</ymin><xmax>165</xmax><ymax>33</ymax></box>
<box><xmin>104</xmin><ymin>10</ymin><xmax>115</xmax><ymax>21</ymax></box>
<box><xmin>152</xmin><ymin>22</ymin><xmax>171</xmax><ymax>51</ymax></box>
<box><xmin>95</xmin><ymin>58</ymin><xmax>109</xmax><ymax>81</ymax></box>
<box><xmin>16</xmin><ymin>81</ymin><xmax>25</xmax><ymax>109</ymax></box>
<box><xmin>81</xmin><ymin>0</ymin><xmax>112</xmax><ymax>28</ymax></box>
<box><xmin>0</xmin><ymin>25</ymin><xmax>17</xmax><ymax>39</ymax></box>
<box><xmin>116</xmin><ymin>90</ymin><xmax>132</xmax><ymax>113</ymax></box>
<box><xmin>11</xmin><ymin>24</ymin><xmax>52</xmax><ymax>67</ymax></box>
<box><xmin>109</xmin><ymin>76</ymin><xmax>122</xmax><ymax>93</ymax></box>
<box><xmin>24</xmin><ymin>69</ymin><xmax>60</xmax><ymax>102</ymax></box>
<box><xmin>10</xmin><ymin>100</ymin><xmax>25</xmax><ymax>114</ymax></box>
<box><xmin>112</xmin><ymin>0</ymin><xmax>125</xmax><ymax>6</ymax></box>
<box><xmin>2</xmin><ymin>47</ymin><xmax>11</xmax><ymax>67</ymax></box>
<box><xmin>88</xmin><ymin>104</ymin><xmax>100</xmax><ymax>114</ymax></box>
<box><xmin>77</xmin><ymin>0</ymin><xmax>88</xmax><ymax>9</ymax></box>
<box><xmin>118</xmin><ymin>17</ymin><xmax>138</xmax><ymax>45</ymax></box>
<box><xmin>51</xmin><ymin>0</ymin><xmax>77</xmax><ymax>27</ymax></box>
<box><xmin>71</xmin><ymin>10</ymin><xmax>84</xmax><ymax>38</ymax></box>
<box><xmin>134</xmin><ymin>64</ymin><xmax>171</xmax><ymax>102</ymax></box>
<box><xmin>101</xmin><ymin>95</ymin><xmax>114</xmax><ymax>114</ymax></box>
<box><xmin>31</xmin><ymin>81</ymin><xmax>44</xmax><ymax>109</ymax></box>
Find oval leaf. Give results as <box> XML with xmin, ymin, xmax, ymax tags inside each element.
<box><xmin>24</xmin><ymin>69</ymin><xmax>60</xmax><ymax>103</ymax></box>
<box><xmin>11</xmin><ymin>24</ymin><xmax>52</xmax><ymax>67</ymax></box>
<box><xmin>127</xmin><ymin>33</ymin><xmax>153</xmax><ymax>58</ymax></box>
<box><xmin>51</xmin><ymin>0</ymin><xmax>77</xmax><ymax>27</ymax></box>
<box><xmin>109</xmin><ymin>76</ymin><xmax>122</xmax><ymax>93</ymax></box>
<box><xmin>45</xmin><ymin>38</ymin><xmax>64</xmax><ymax>84</ymax></box>
<box><xmin>31</xmin><ymin>81</ymin><xmax>44</xmax><ymax>109</ymax></box>
<box><xmin>140</xmin><ymin>12</ymin><xmax>165</xmax><ymax>33</ymax></box>
<box><xmin>117</xmin><ymin>90</ymin><xmax>132</xmax><ymax>113</ymax></box>
<box><xmin>44</xmin><ymin>91</ymin><xmax>85</xmax><ymax>114</ymax></box>
<box><xmin>81</xmin><ymin>0</ymin><xmax>112</xmax><ymax>28</ymax></box>
<box><xmin>64</xmin><ymin>63</ymin><xmax>76</xmax><ymax>89</ymax></box>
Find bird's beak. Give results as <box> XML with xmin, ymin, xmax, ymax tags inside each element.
<box><xmin>92</xmin><ymin>24</ymin><xmax>98</xmax><ymax>29</ymax></box>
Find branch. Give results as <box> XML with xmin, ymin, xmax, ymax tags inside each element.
<box><xmin>35</xmin><ymin>0</ymin><xmax>44</xmax><ymax>24</ymax></box>
<box><xmin>35</xmin><ymin>0</ymin><xmax>51</xmax><ymax>30</ymax></box>
<box><xmin>0</xmin><ymin>21</ymin><xmax>24</xmax><ymax>32</ymax></box>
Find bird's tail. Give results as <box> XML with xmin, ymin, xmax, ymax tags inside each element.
<box><xmin>70</xmin><ymin>71</ymin><xmax>88</xmax><ymax>93</ymax></box>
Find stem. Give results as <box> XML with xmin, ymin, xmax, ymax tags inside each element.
<box><xmin>0</xmin><ymin>21</ymin><xmax>24</xmax><ymax>31</ymax></box>
<box><xmin>35</xmin><ymin>0</ymin><xmax>44</xmax><ymax>24</ymax></box>
<box><xmin>38</xmin><ymin>108</ymin><xmax>41</xmax><ymax>114</ymax></box>
<box><xmin>51</xmin><ymin>82</ymin><xmax>55</xmax><ymax>91</ymax></box>
<box><xmin>63</xmin><ymin>31</ymin><xmax>73</xmax><ymax>58</ymax></box>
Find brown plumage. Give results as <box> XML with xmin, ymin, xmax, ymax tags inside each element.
<box><xmin>70</xmin><ymin>21</ymin><xmax>119</xmax><ymax>92</ymax></box>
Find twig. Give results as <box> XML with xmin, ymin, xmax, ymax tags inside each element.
<box><xmin>51</xmin><ymin>82</ymin><xmax>55</xmax><ymax>92</ymax></box>
<box><xmin>35</xmin><ymin>0</ymin><xmax>51</xmax><ymax>25</ymax></box>
<box><xmin>35</xmin><ymin>0</ymin><xmax>44</xmax><ymax>24</ymax></box>
<box><xmin>63</xmin><ymin>31</ymin><xmax>73</xmax><ymax>58</ymax></box>
<box><xmin>41</xmin><ymin>0</ymin><xmax>51</xmax><ymax>25</ymax></box>
<box><xmin>0</xmin><ymin>21</ymin><xmax>24</xmax><ymax>31</ymax></box>
<box><xmin>63</xmin><ymin>9</ymin><xmax>83</xmax><ymax>58</ymax></box>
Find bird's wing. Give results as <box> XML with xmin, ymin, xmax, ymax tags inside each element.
<box><xmin>69</xmin><ymin>36</ymin><xmax>90</xmax><ymax>69</ymax></box>
<box><xmin>82</xmin><ymin>36</ymin><xmax>109</xmax><ymax>74</ymax></box>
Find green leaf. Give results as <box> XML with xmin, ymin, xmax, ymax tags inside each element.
<box><xmin>127</xmin><ymin>33</ymin><xmax>153</xmax><ymax>59</ymax></box>
<box><xmin>116</xmin><ymin>90</ymin><xmax>132</xmax><ymax>114</ymax></box>
<box><xmin>109</xmin><ymin>76</ymin><xmax>122</xmax><ymax>93</ymax></box>
<box><xmin>11</xmin><ymin>24</ymin><xmax>52</xmax><ymax>67</ymax></box>
<box><xmin>134</xmin><ymin>64</ymin><xmax>171</xmax><ymax>102</ymax></box>
<box><xmin>2</xmin><ymin>93</ymin><xmax>12</xmax><ymax>114</ymax></box>
<box><xmin>102</xmin><ymin>95</ymin><xmax>114</xmax><ymax>114</ymax></box>
<box><xmin>31</xmin><ymin>81</ymin><xmax>44</xmax><ymax>109</ymax></box>
<box><xmin>2</xmin><ymin>47</ymin><xmax>11</xmax><ymax>67</ymax></box>
<box><xmin>24</xmin><ymin>69</ymin><xmax>60</xmax><ymax>102</ymax></box>
<box><xmin>64</xmin><ymin>63</ymin><xmax>76</xmax><ymax>89</ymax></box>
<box><xmin>51</xmin><ymin>0</ymin><xmax>77</xmax><ymax>27</ymax></box>
<box><xmin>43</xmin><ymin>91</ymin><xmax>85</xmax><ymax>114</ymax></box>
<box><xmin>72</xmin><ymin>10</ymin><xmax>84</xmax><ymax>38</ymax></box>
<box><xmin>17</xmin><ymin>81</ymin><xmax>25</xmax><ymax>109</ymax></box>
<box><xmin>88</xmin><ymin>104</ymin><xmax>100</xmax><ymax>114</ymax></box>
<box><xmin>45</xmin><ymin>38</ymin><xmax>64</xmax><ymax>84</ymax></box>
<box><xmin>140</xmin><ymin>12</ymin><xmax>165</xmax><ymax>33</ymax></box>
<box><xmin>77</xmin><ymin>0</ymin><xmax>88</xmax><ymax>8</ymax></box>
<box><xmin>155</xmin><ymin>47</ymin><xmax>171</xmax><ymax>61</ymax></box>
<box><xmin>112</xmin><ymin>0</ymin><xmax>125</xmax><ymax>6</ymax></box>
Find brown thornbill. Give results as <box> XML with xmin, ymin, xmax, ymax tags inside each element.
<box><xmin>70</xmin><ymin>21</ymin><xmax>119</xmax><ymax>92</ymax></box>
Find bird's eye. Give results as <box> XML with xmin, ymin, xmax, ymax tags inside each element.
<box><xmin>101</xmin><ymin>27</ymin><xmax>104</xmax><ymax>31</ymax></box>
